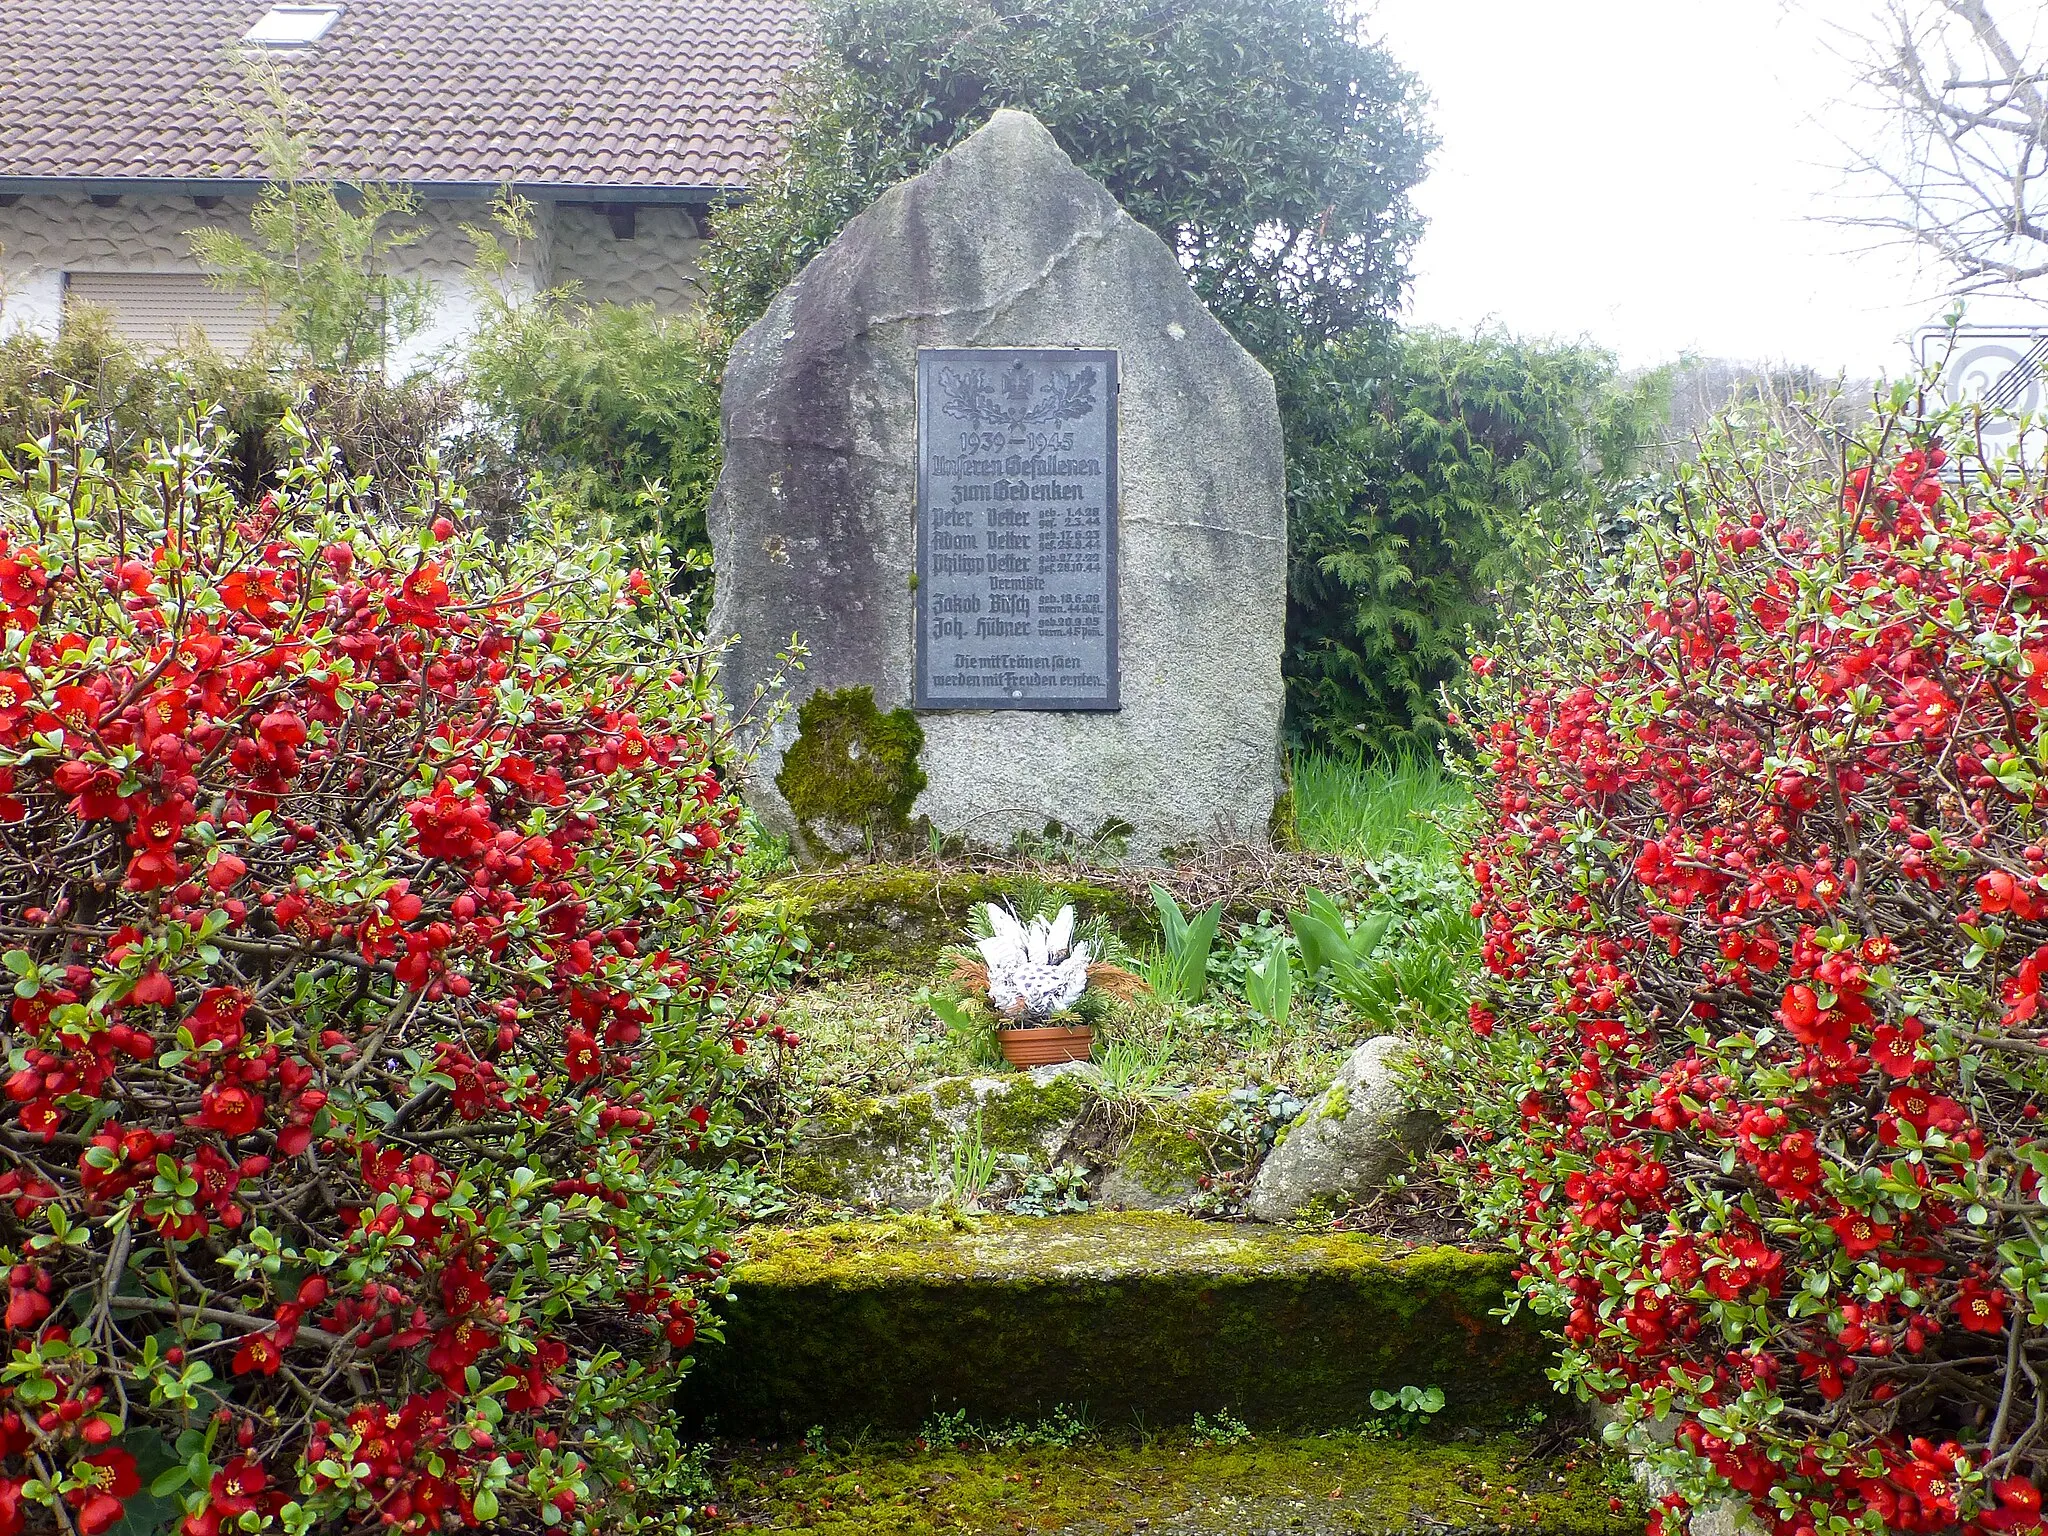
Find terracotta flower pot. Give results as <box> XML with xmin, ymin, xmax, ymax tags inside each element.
<box><xmin>997</xmin><ymin>1024</ymin><xmax>1094</xmax><ymax>1068</ymax></box>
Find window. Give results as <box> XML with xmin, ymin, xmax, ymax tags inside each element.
<box><xmin>242</xmin><ymin>4</ymin><xmax>342</xmax><ymax>47</ymax></box>
<box><xmin>64</xmin><ymin>274</ymin><xmax>266</xmax><ymax>354</ymax></box>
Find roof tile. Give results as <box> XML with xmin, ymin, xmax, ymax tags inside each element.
<box><xmin>0</xmin><ymin>0</ymin><xmax>804</xmax><ymax>192</ymax></box>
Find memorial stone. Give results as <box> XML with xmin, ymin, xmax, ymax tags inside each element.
<box><xmin>707</xmin><ymin>110</ymin><xmax>1286</xmax><ymax>861</ymax></box>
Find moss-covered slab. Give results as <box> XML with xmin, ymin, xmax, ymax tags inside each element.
<box><xmin>1096</xmin><ymin>1087</ymin><xmax>1232</xmax><ymax>1211</ymax></box>
<box><xmin>745</xmin><ymin>866</ymin><xmax>1155</xmax><ymax>973</ymax></box>
<box><xmin>710</xmin><ymin>1431</ymin><xmax>1642</xmax><ymax>1534</ymax></box>
<box><xmin>784</xmin><ymin>1064</ymin><xmax>1102</xmax><ymax>1206</ymax></box>
<box><xmin>677</xmin><ymin>1213</ymin><xmax>1553</xmax><ymax>1436</ymax></box>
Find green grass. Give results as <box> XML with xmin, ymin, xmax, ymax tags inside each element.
<box><xmin>1290</xmin><ymin>752</ymin><xmax>1470</xmax><ymax>862</ymax></box>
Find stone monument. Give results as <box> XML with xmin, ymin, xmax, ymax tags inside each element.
<box><xmin>707</xmin><ymin>109</ymin><xmax>1286</xmax><ymax>862</ymax></box>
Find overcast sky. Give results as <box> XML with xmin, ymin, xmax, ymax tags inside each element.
<box><xmin>1366</xmin><ymin>0</ymin><xmax>2040</xmax><ymax>379</ymax></box>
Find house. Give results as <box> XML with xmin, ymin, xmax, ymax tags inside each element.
<box><xmin>0</xmin><ymin>0</ymin><xmax>804</xmax><ymax>368</ymax></box>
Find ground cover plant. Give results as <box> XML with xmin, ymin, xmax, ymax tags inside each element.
<box><xmin>0</xmin><ymin>399</ymin><xmax>756</xmax><ymax>1533</ymax></box>
<box><xmin>1446</xmin><ymin>391</ymin><xmax>2048</xmax><ymax>1535</ymax></box>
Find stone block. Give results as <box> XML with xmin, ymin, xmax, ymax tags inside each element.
<box><xmin>708</xmin><ymin>111</ymin><xmax>1286</xmax><ymax>863</ymax></box>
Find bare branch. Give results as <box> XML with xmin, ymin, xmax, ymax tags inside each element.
<box><xmin>1824</xmin><ymin>0</ymin><xmax>2048</xmax><ymax>295</ymax></box>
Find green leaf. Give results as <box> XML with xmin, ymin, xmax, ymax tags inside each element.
<box><xmin>1288</xmin><ymin>911</ymin><xmax>1347</xmax><ymax>979</ymax></box>
<box><xmin>1347</xmin><ymin>911</ymin><xmax>1394</xmax><ymax>963</ymax></box>
<box><xmin>1150</xmin><ymin>885</ymin><xmax>1190</xmax><ymax>946</ymax></box>
<box><xmin>149</xmin><ymin>1465</ymin><xmax>192</xmax><ymax>1498</ymax></box>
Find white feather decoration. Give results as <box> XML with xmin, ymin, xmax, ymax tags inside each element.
<box><xmin>977</xmin><ymin>903</ymin><xmax>1090</xmax><ymax>1021</ymax></box>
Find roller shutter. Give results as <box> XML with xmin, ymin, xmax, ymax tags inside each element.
<box><xmin>63</xmin><ymin>273</ymin><xmax>266</xmax><ymax>353</ymax></box>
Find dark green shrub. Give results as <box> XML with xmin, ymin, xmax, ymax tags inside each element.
<box><xmin>0</xmin><ymin>320</ymin><xmax>476</xmax><ymax>516</ymax></box>
<box><xmin>705</xmin><ymin>0</ymin><xmax>1433</xmax><ymax>358</ymax></box>
<box><xmin>1285</xmin><ymin>328</ymin><xmax>1667</xmax><ymax>751</ymax></box>
<box><xmin>466</xmin><ymin>297</ymin><xmax>726</xmax><ymax>558</ymax></box>
<box><xmin>0</xmin><ymin>308</ymin><xmax>174</xmax><ymax>460</ymax></box>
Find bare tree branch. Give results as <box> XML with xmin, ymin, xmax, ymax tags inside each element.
<box><xmin>1827</xmin><ymin>0</ymin><xmax>2048</xmax><ymax>294</ymax></box>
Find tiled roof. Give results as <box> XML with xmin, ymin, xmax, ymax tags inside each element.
<box><xmin>0</xmin><ymin>0</ymin><xmax>808</xmax><ymax>195</ymax></box>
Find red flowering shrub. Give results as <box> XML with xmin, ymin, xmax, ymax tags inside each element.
<box><xmin>0</xmin><ymin>409</ymin><xmax>756</xmax><ymax>1533</ymax></box>
<box><xmin>1450</xmin><ymin>404</ymin><xmax>2048</xmax><ymax>1536</ymax></box>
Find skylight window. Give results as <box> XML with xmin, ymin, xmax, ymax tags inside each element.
<box><xmin>243</xmin><ymin>4</ymin><xmax>341</xmax><ymax>47</ymax></box>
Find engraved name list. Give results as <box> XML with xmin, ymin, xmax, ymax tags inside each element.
<box><xmin>915</xmin><ymin>347</ymin><xmax>1119</xmax><ymax>709</ymax></box>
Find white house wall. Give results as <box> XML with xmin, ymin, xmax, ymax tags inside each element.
<box><xmin>0</xmin><ymin>192</ymin><xmax>705</xmax><ymax>370</ymax></box>
<box><xmin>549</xmin><ymin>203</ymin><xmax>703</xmax><ymax>312</ymax></box>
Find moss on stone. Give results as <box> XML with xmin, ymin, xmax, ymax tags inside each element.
<box><xmin>776</xmin><ymin>687</ymin><xmax>928</xmax><ymax>860</ymax></box>
<box><xmin>677</xmin><ymin>1212</ymin><xmax>1555</xmax><ymax>1436</ymax></box>
<box><xmin>1269</xmin><ymin>785</ymin><xmax>1300</xmax><ymax>852</ymax></box>
<box><xmin>714</xmin><ymin>1430</ymin><xmax>1644</xmax><ymax>1534</ymax></box>
<box><xmin>931</xmin><ymin>1079</ymin><xmax>976</xmax><ymax>1111</ymax></box>
<box><xmin>802</xmin><ymin>1088</ymin><xmax>946</xmax><ymax>1149</ymax></box>
<box><xmin>1323</xmin><ymin>1081</ymin><xmax>1353</xmax><ymax>1123</ymax></box>
<box><xmin>1116</xmin><ymin>1088</ymin><xmax>1230</xmax><ymax>1197</ymax></box>
<box><xmin>752</xmin><ymin>865</ymin><xmax>1155</xmax><ymax>972</ymax></box>
<box><xmin>974</xmin><ymin>1072</ymin><xmax>1093</xmax><ymax>1155</ymax></box>
<box><xmin>781</xmin><ymin>1089</ymin><xmax>947</xmax><ymax>1202</ymax></box>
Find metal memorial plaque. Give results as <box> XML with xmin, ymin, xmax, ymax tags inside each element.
<box><xmin>915</xmin><ymin>347</ymin><xmax>1119</xmax><ymax>710</ymax></box>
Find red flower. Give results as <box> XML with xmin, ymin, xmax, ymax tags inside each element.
<box><xmin>131</xmin><ymin>969</ymin><xmax>176</xmax><ymax>1007</ymax></box>
<box><xmin>0</xmin><ymin>673</ymin><xmax>31</xmax><ymax>730</ymax></box>
<box><xmin>257</xmin><ymin>708</ymin><xmax>307</xmax><ymax>748</ymax></box>
<box><xmin>66</xmin><ymin>1448</ymin><xmax>139</xmax><ymax>1536</ymax></box>
<box><xmin>207</xmin><ymin>1457</ymin><xmax>267</xmax><ymax>1516</ymax></box>
<box><xmin>132</xmin><ymin>798</ymin><xmax>190</xmax><ymax>852</ymax></box>
<box><xmin>1870</xmin><ymin>1019</ymin><xmax>1924</xmax><ymax>1079</ymax></box>
<box><xmin>46</xmin><ymin>684</ymin><xmax>102</xmax><ymax>736</ymax></box>
<box><xmin>407</xmin><ymin>781</ymin><xmax>497</xmax><ymax>861</ymax></box>
<box><xmin>1957</xmin><ymin>1277</ymin><xmax>2008</xmax><ymax>1334</ymax></box>
<box><xmin>1897</xmin><ymin>1448</ymin><xmax>1965</xmax><ymax>1519</ymax></box>
<box><xmin>1887</xmin><ymin>1085</ymin><xmax>1938</xmax><ymax>1131</ymax></box>
<box><xmin>1777</xmin><ymin>983</ymin><xmax>1818</xmax><ymax>1034</ymax></box>
<box><xmin>197</xmin><ymin>1082</ymin><xmax>264</xmax><ymax>1137</ymax></box>
<box><xmin>186</xmin><ymin>988</ymin><xmax>249</xmax><ymax>1052</ymax></box>
<box><xmin>219</xmin><ymin>570</ymin><xmax>284</xmax><ymax>620</ymax></box>
<box><xmin>1984</xmin><ymin>1478</ymin><xmax>2044</xmax><ymax>1533</ymax></box>
<box><xmin>427</xmin><ymin>1320</ymin><xmax>493</xmax><ymax>1388</ymax></box>
<box><xmin>505</xmin><ymin>1337</ymin><xmax>569</xmax><ymax>1412</ymax></box>
<box><xmin>440</xmin><ymin>1255</ymin><xmax>491</xmax><ymax>1315</ymax></box>
<box><xmin>1827</xmin><ymin>1210</ymin><xmax>1893</xmax><ymax>1255</ymax></box>
<box><xmin>232</xmin><ymin>1330</ymin><xmax>284</xmax><ymax>1376</ymax></box>
<box><xmin>17</xmin><ymin>1099</ymin><xmax>63</xmax><ymax>1141</ymax></box>
<box><xmin>563</xmin><ymin>1028</ymin><xmax>601</xmax><ymax>1083</ymax></box>
<box><xmin>5</xmin><ymin>1283</ymin><xmax>51</xmax><ymax>1331</ymax></box>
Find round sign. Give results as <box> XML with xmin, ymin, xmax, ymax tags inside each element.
<box><xmin>1940</xmin><ymin>338</ymin><xmax>2045</xmax><ymax>445</ymax></box>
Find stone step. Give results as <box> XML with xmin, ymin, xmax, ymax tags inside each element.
<box><xmin>706</xmin><ymin>1431</ymin><xmax>1641</xmax><ymax>1534</ymax></box>
<box><xmin>677</xmin><ymin>1213</ymin><xmax>1554</xmax><ymax>1437</ymax></box>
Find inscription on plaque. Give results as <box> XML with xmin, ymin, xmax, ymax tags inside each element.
<box><xmin>915</xmin><ymin>347</ymin><xmax>1119</xmax><ymax>709</ymax></box>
